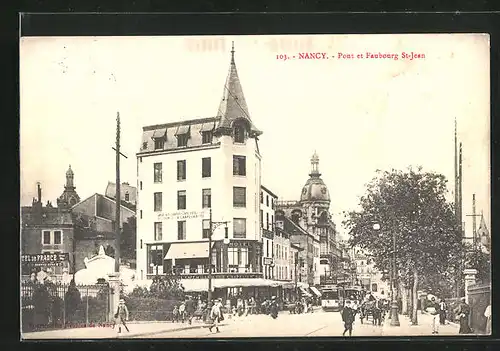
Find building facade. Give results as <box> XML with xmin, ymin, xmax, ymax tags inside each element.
<box><xmin>71</xmin><ymin>193</ymin><xmax>136</xmax><ymax>271</ymax></box>
<box><xmin>21</xmin><ymin>168</ymin><xmax>78</xmax><ymax>278</ymax></box>
<box><xmin>276</xmin><ymin>152</ymin><xmax>343</xmax><ymax>287</ymax></box>
<box><xmin>136</xmin><ymin>45</ymin><xmax>267</xmax><ymax>292</ymax></box>
<box><xmin>261</xmin><ymin>185</ymin><xmax>277</xmax><ymax>280</ymax></box>
<box><xmin>353</xmin><ymin>248</ymin><xmax>390</xmax><ymax>297</ymax></box>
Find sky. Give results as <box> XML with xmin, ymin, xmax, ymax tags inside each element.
<box><xmin>20</xmin><ymin>34</ymin><xmax>490</xmax><ymax>239</ymax></box>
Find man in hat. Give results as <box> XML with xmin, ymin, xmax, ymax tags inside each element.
<box><xmin>342</xmin><ymin>299</ymin><xmax>356</xmax><ymax>337</ymax></box>
<box><xmin>114</xmin><ymin>299</ymin><xmax>129</xmax><ymax>334</ymax></box>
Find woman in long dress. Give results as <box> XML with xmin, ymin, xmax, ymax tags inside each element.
<box><xmin>454</xmin><ymin>298</ymin><xmax>472</xmax><ymax>334</ymax></box>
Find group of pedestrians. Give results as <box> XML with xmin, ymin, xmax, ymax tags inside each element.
<box><xmin>172</xmin><ymin>296</ymin><xmax>200</xmax><ymax>325</ymax></box>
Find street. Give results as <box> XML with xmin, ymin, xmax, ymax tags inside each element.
<box><xmin>132</xmin><ymin>310</ymin><xmax>460</xmax><ymax>338</ymax></box>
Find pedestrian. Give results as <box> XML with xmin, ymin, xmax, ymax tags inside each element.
<box><xmin>172</xmin><ymin>305</ymin><xmax>179</xmax><ymax>323</ymax></box>
<box><xmin>179</xmin><ymin>301</ymin><xmax>186</xmax><ymax>323</ymax></box>
<box><xmin>454</xmin><ymin>298</ymin><xmax>472</xmax><ymax>334</ymax></box>
<box><xmin>209</xmin><ymin>298</ymin><xmax>222</xmax><ymax>333</ymax></box>
<box><xmin>113</xmin><ymin>299</ymin><xmax>129</xmax><ymax>334</ymax></box>
<box><xmin>439</xmin><ymin>299</ymin><xmax>447</xmax><ymax>325</ymax></box>
<box><xmin>372</xmin><ymin>299</ymin><xmax>383</xmax><ymax>326</ymax></box>
<box><xmin>426</xmin><ymin>297</ymin><xmax>440</xmax><ymax>334</ymax></box>
<box><xmin>342</xmin><ymin>300</ymin><xmax>356</xmax><ymax>337</ymax></box>
<box><xmin>484</xmin><ymin>304</ymin><xmax>491</xmax><ymax>334</ymax></box>
<box><xmin>185</xmin><ymin>296</ymin><xmax>196</xmax><ymax>325</ymax></box>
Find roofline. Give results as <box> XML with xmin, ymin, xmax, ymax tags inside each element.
<box><xmin>100</xmin><ymin>195</ymin><xmax>136</xmax><ymax>214</ymax></box>
<box><xmin>261</xmin><ymin>185</ymin><xmax>278</xmax><ymax>199</ymax></box>
<box><xmin>71</xmin><ymin>193</ymin><xmax>136</xmax><ymax>215</ymax></box>
<box><xmin>71</xmin><ymin>193</ymin><xmax>99</xmax><ymax>210</ymax></box>
<box><xmin>143</xmin><ymin>117</ymin><xmax>221</xmax><ymax>131</ymax></box>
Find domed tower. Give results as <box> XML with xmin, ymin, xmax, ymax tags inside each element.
<box><xmin>300</xmin><ymin>151</ymin><xmax>331</xmax><ymax>218</ymax></box>
<box><xmin>57</xmin><ymin>165</ymin><xmax>81</xmax><ymax>209</ymax></box>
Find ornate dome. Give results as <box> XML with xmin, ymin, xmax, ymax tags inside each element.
<box><xmin>66</xmin><ymin>165</ymin><xmax>74</xmax><ymax>176</ymax></box>
<box><xmin>300</xmin><ymin>151</ymin><xmax>331</xmax><ymax>203</ymax></box>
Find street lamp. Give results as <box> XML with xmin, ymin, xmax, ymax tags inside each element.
<box><xmin>373</xmin><ymin>222</ymin><xmax>400</xmax><ymax>326</ymax></box>
<box><xmin>207</xmin><ymin>208</ymin><xmax>229</xmax><ymax>304</ymax></box>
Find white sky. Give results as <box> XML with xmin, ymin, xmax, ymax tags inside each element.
<box><xmin>20</xmin><ymin>34</ymin><xmax>490</xmax><ymax>239</ymax></box>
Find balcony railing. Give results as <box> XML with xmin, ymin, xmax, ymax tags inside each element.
<box><xmin>276</xmin><ymin>200</ymin><xmax>300</xmax><ymax>207</ymax></box>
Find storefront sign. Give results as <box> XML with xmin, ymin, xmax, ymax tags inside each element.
<box><xmin>262</xmin><ymin>257</ymin><xmax>274</xmax><ymax>266</ymax></box>
<box><xmin>21</xmin><ymin>253</ymin><xmax>69</xmax><ymax>267</ymax></box>
<box><xmin>157</xmin><ymin>211</ymin><xmax>206</xmax><ymax>220</ymax></box>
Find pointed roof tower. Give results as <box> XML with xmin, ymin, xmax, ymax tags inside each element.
<box><xmin>215</xmin><ymin>42</ymin><xmax>262</xmax><ymax>137</ymax></box>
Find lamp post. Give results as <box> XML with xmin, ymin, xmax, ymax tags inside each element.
<box><xmin>373</xmin><ymin>222</ymin><xmax>400</xmax><ymax>326</ymax></box>
<box><xmin>207</xmin><ymin>208</ymin><xmax>229</xmax><ymax>304</ymax></box>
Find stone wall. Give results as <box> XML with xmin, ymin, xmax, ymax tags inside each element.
<box><xmin>468</xmin><ymin>283</ymin><xmax>490</xmax><ymax>334</ymax></box>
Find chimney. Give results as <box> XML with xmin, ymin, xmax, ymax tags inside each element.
<box><xmin>37</xmin><ymin>183</ymin><xmax>42</xmax><ymax>203</ymax></box>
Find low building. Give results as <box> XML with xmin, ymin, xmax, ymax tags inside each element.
<box><xmin>21</xmin><ymin>168</ymin><xmax>78</xmax><ymax>279</ymax></box>
<box><xmin>71</xmin><ymin>193</ymin><xmax>136</xmax><ymax>271</ymax></box>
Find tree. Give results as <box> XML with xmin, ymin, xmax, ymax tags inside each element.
<box><xmin>148</xmin><ymin>273</ymin><xmax>185</xmax><ymax>300</ymax></box>
<box><xmin>343</xmin><ymin>167</ymin><xmax>462</xmax><ymax>325</ymax></box>
<box><xmin>465</xmin><ymin>243</ymin><xmax>491</xmax><ymax>284</ymax></box>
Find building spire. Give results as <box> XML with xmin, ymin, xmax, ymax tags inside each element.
<box><xmin>215</xmin><ymin>42</ymin><xmax>262</xmax><ymax>137</ymax></box>
<box><xmin>310</xmin><ymin>151</ymin><xmax>321</xmax><ymax>177</ymax></box>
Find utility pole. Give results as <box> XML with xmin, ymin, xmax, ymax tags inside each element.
<box><xmin>207</xmin><ymin>208</ymin><xmax>228</xmax><ymax>304</ymax></box>
<box><xmin>113</xmin><ymin>112</ymin><xmax>128</xmax><ymax>273</ymax></box>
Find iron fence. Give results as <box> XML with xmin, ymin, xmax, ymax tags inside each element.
<box><xmin>21</xmin><ymin>281</ymin><xmax>110</xmax><ymax>332</ymax></box>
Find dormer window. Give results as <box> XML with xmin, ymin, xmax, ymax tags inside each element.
<box><xmin>176</xmin><ymin>125</ymin><xmax>190</xmax><ymax>147</ymax></box>
<box><xmin>125</xmin><ymin>192</ymin><xmax>130</xmax><ymax>202</ymax></box>
<box><xmin>202</xmin><ymin>131</ymin><xmax>213</xmax><ymax>144</ymax></box>
<box><xmin>234</xmin><ymin>124</ymin><xmax>245</xmax><ymax>143</ymax></box>
<box><xmin>142</xmin><ymin>142</ymin><xmax>148</xmax><ymax>150</ymax></box>
<box><xmin>154</xmin><ymin>138</ymin><xmax>164</xmax><ymax>150</ymax></box>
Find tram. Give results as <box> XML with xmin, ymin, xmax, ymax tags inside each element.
<box><xmin>320</xmin><ymin>285</ymin><xmax>345</xmax><ymax>311</ymax></box>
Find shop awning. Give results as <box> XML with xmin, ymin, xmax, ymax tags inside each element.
<box><xmin>310</xmin><ymin>286</ymin><xmax>322</xmax><ymax>297</ymax></box>
<box><xmin>200</xmin><ymin>121</ymin><xmax>215</xmax><ymax>132</ymax></box>
<box><xmin>299</xmin><ymin>287</ymin><xmax>312</xmax><ymax>297</ymax></box>
<box><xmin>164</xmin><ymin>242</ymin><xmax>212</xmax><ymax>260</ymax></box>
<box><xmin>280</xmin><ymin>282</ymin><xmax>296</xmax><ymax>289</ymax></box>
<box><xmin>181</xmin><ymin>279</ymin><xmax>213</xmax><ymax>292</ymax></box>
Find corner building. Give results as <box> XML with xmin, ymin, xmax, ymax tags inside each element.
<box><xmin>136</xmin><ymin>46</ymin><xmax>271</xmax><ymax>295</ymax></box>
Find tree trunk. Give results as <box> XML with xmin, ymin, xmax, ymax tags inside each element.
<box><xmin>411</xmin><ymin>270</ymin><xmax>419</xmax><ymax>325</ymax></box>
<box><xmin>401</xmin><ymin>284</ymin><xmax>408</xmax><ymax>315</ymax></box>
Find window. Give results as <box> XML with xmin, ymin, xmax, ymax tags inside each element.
<box><xmin>140</xmin><ymin>210</ymin><xmax>142</xmax><ymax>219</ymax></box>
<box><xmin>125</xmin><ymin>192</ymin><xmax>130</xmax><ymax>202</ymax></box>
<box><xmin>154</xmin><ymin>222</ymin><xmax>163</xmax><ymax>241</ymax></box>
<box><xmin>154</xmin><ymin>192</ymin><xmax>162</xmax><ymax>211</ymax></box>
<box><xmin>233</xmin><ymin>218</ymin><xmax>246</xmax><ymax>238</ymax></box>
<box><xmin>266</xmin><ymin>213</ymin><xmax>269</xmax><ymax>230</ymax></box>
<box><xmin>260</xmin><ymin>192</ymin><xmax>263</xmax><ymax>203</ymax></box>
<box><xmin>177</xmin><ymin>134</ymin><xmax>188</xmax><ymax>147</ymax></box>
<box><xmin>154</xmin><ymin>163</ymin><xmax>163</xmax><ymax>183</ymax></box>
<box><xmin>266</xmin><ymin>195</ymin><xmax>269</xmax><ymax>207</ymax></box>
<box><xmin>233</xmin><ymin>187</ymin><xmax>246</xmax><ymax>207</ymax></box>
<box><xmin>266</xmin><ymin>240</ymin><xmax>269</xmax><ymax>257</ymax></box>
<box><xmin>260</xmin><ymin>210</ymin><xmax>263</xmax><ymax>227</ymax></box>
<box><xmin>178</xmin><ymin>221</ymin><xmax>187</xmax><ymax>240</ymax></box>
<box><xmin>177</xmin><ymin>160</ymin><xmax>186</xmax><ymax>180</ymax></box>
<box><xmin>154</xmin><ymin>138</ymin><xmax>164</xmax><ymax>150</ymax></box>
<box><xmin>140</xmin><ymin>239</ymin><xmax>143</xmax><ymax>249</ymax></box>
<box><xmin>43</xmin><ymin>231</ymin><xmax>50</xmax><ymax>245</ymax></box>
<box><xmin>233</xmin><ymin>155</ymin><xmax>246</xmax><ymax>176</ymax></box>
<box><xmin>202</xmin><ymin>189</ymin><xmax>211</xmax><ymax>208</ymax></box>
<box><xmin>148</xmin><ymin>245</ymin><xmax>164</xmax><ymax>274</ymax></box>
<box><xmin>271</xmin><ymin>215</ymin><xmax>274</xmax><ymax>230</ymax></box>
<box><xmin>202</xmin><ymin>219</ymin><xmax>211</xmax><ymax>239</ymax></box>
<box><xmin>53</xmin><ymin>231</ymin><xmax>62</xmax><ymax>245</ymax></box>
<box><xmin>228</xmin><ymin>247</ymin><xmax>249</xmax><ymax>269</ymax></box>
<box><xmin>271</xmin><ymin>198</ymin><xmax>274</xmax><ymax>209</ymax></box>
<box><xmin>140</xmin><ymin>181</ymin><xmax>143</xmax><ymax>190</ymax></box>
<box><xmin>234</xmin><ymin>124</ymin><xmax>245</xmax><ymax>143</ymax></box>
<box><xmin>177</xmin><ymin>190</ymin><xmax>186</xmax><ymax>210</ymax></box>
<box><xmin>202</xmin><ymin>131</ymin><xmax>213</xmax><ymax>144</ymax></box>
<box><xmin>202</xmin><ymin>157</ymin><xmax>211</xmax><ymax>178</ymax></box>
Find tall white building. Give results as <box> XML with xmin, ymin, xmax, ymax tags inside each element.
<box><xmin>135</xmin><ymin>45</ymin><xmax>266</xmax><ymax>293</ymax></box>
<box><xmin>260</xmin><ymin>185</ymin><xmax>277</xmax><ymax>280</ymax></box>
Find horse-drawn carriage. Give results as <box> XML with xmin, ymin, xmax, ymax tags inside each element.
<box><xmin>359</xmin><ymin>299</ymin><xmax>387</xmax><ymax>325</ymax></box>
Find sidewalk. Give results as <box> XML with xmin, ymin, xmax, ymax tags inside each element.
<box><xmin>22</xmin><ymin>319</ymin><xmax>229</xmax><ymax>339</ymax></box>
<box><xmin>373</xmin><ymin>311</ymin><xmax>460</xmax><ymax>336</ymax></box>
